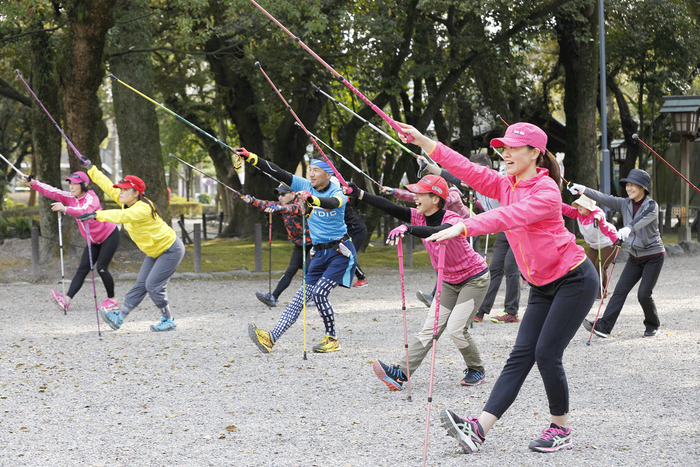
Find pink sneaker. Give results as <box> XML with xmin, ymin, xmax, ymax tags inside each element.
<box><xmin>49</xmin><ymin>289</ymin><xmax>70</xmax><ymax>312</ymax></box>
<box><xmin>100</xmin><ymin>298</ymin><xmax>119</xmax><ymax>311</ymax></box>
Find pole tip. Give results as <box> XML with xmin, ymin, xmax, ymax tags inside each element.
<box><xmin>107</xmin><ymin>73</ymin><xmax>117</xmax><ymax>80</ymax></box>
<box><xmin>254</xmin><ymin>61</ymin><xmax>261</xmax><ymax>68</ymax></box>
<box><xmin>632</xmin><ymin>133</ymin><xmax>639</xmax><ymax>141</ymax></box>
<box><xmin>495</xmin><ymin>114</ymin><xmax>501</xmax><ymax>120</ymax></box>
<box><xmin>14</xmin><ymin>69</ymin><xmax>20</xmax><ymax>74</ymax></box>
<box><xmin>586</xmin><ymin>341</ymin><xmax>590</xmax><ymax>346</ymax></box>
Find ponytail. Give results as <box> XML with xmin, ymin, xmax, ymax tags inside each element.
<box><xmin>138</xmin><ymin>193</ymin><xmax>163</xmax><ymax>220</ymax></box>
<box><xmin>533</xmin><ymin>147</ymin><xmax>562</xmax><ymax>190</ymax></box>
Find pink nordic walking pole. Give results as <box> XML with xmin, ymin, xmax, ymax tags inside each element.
<box><xmin>83</xmin><ymin>221</ymin><xmax>102</xmax><ymax>337</ymax></box>
<box><xmin>248</xmin><ymin>0</ymin><xmax>413</xmax><ymax>143</ymax></box>
<box><xmin>587</xmin><ymin>241</ymin><xmax>622</xmax><ymax>345</ymax></box>
<box><xmin>396</xmin><ymin>237</ymin><xmax>412</xmax><ymax>402</ymax></box>
<box><xmin>422</xmin><ymin>243</ymin><xmax>446</xmax><ymax>466</ymax></box>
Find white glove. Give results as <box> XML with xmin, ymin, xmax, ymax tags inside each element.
<box><xmin>618</xmin><ymin>226</ymin><xmax>631</xmax><ymax>241</ymax></box>
<box><xmin>568</xmin><ymin>183</ymin><xmax>586</xmax><ymax>195</ymax></box>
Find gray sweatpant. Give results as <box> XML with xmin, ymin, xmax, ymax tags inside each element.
<box><xmin>122</xmin><ymin>237</ymin><xmax>185</xmax><ymax>316</ymax></box>
<box><xmin>400</xmin><ymin>270</ymin><xmax>490</xmax><ymax>375</ymax></box>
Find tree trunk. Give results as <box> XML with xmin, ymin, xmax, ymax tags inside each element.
<box><xmin>62</xmin><ymin>0</ymin><xmax>116</xmax><ymax>185</ymax></box>
<box><xmin>555</xmin><ymin>1</ymin><xmax>599</xmax><ymax>193</ymax></box>
<box><xmin>29</xmin><ymin>26</ymin><xmax>69</xmax><ymax>261</ymax></box>
<box><xmin>109</xmin><ymin>0</ymin><xmax>170</xmax><ymax>223</ymax></box>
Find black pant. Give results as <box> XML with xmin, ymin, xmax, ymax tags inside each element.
<box><xmin>67</xmin><ymin>228</ymin><xmax>120</xmax><ymax>299</ymax></box>
<box><xmin>597</xmin><ymin>254</ymin><xmax>664</xmax><ymax>333</ymax></box>
<box><xmin>350</xmin><ymin>229</ymin><xmax>366</xmax><ymax>280</ymax></box>
<box><xmin>483</xmin><ymin>259</ymin><xmax>598</xmax><ymax>418</ymax></box>
<box><xmin>272</xmin><ymin>244</ymin><xmax>312</xmax><ymax>299</ymax></box>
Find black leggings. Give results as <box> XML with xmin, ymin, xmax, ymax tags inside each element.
<box><xmin>273</xmin><ymin>244</ymin><xmax>312</xmax><ymax>300</ymax></box>
<box><xmin>67</xmin><ymin>228</ymin><xmax>120</xmax><ymax>299</ymax></box>
<box><xmin>483</xmin><ymin>259</ymin><xmax>598</xmax><ymax>418</ymax></box>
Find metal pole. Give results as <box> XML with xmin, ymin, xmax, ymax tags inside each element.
<box><xmin>599</xmin><ymin>0</ymin><xmax>611</xmax><ymax>197</ymax></box>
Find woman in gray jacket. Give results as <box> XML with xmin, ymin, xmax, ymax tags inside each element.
<box><xmin>569</xmin><ymin>169</ymin><xmax>664</xmax><ymax>338</ymax></box>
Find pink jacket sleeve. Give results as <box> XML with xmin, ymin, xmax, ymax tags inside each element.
<box><xmin>561</xmin><ymin>203</ymin><xmax>581</xmax><ymax>220</ymax></box>
<box><xmin>31</xmin><ymin>180</ymin><xmax>74</xmax><ymax>205</ymax></box>
<box><xmin>429</xmin><ymin>142</ymin><xmax>505</xmax><ymax>200</ymax></box>
<box><xmin>392</xmin><ymin>188</ymin><xmax>415</xmax><ymax>203</ymax></box>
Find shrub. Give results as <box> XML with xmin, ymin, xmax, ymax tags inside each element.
<box><xmin>197</xmin><ymin>193</ymin><xmax>211</xmax><ymax>204</ymax></box>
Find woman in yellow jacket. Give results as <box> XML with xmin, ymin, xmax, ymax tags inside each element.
<box><xmin>77</xmin><ymin>159</ymin><xmax>184</xmax><ymax>332</ymax></box>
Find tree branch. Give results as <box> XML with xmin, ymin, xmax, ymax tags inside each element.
<box><xmin>0</xmin><ymin>20</ymin><xmax>67</xmax><ymax>43</ymax></box>
<box><xmin>0</xmin><ymin>77</ymin><xmax>32</xmax><ymax>107</ymax></box>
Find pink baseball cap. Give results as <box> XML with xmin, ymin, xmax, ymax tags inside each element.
<box><xmin>404</xmin><ymin>175</ymin><xmax>449</xmax><ymax>200</ymax></box>
<box><xmin>490</xmin><ymin>122</ymin><xmax>548</xmax><ymax>155</ymax></box>
<box><xmin>65</xmin><ymin>171</ymin><xmax>89</xmax><ymax>185</ymax></box>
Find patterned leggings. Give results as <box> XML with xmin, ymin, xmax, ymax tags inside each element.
<box><xmin>270</xmin><ymin>277</ymin><xmax>338</xmax><ymax>342</ymax></box>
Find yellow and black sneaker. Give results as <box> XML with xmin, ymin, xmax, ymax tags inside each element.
<box><xmin>312</xmin><ymin>335</ymin><xmax>340</xmax><ymax>353</ymax></box>
<box><xmin>248</xmin><ymin>323</ymin><xmax>274</xmax><ymax>353</ymax></box>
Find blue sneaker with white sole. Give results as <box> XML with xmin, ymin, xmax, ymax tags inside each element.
<box><xmin>150</xmin><ymin>316</ymin><xmax>177</xmax><ymax>332</ymax></box>
<box><xmin>100</xmin><ymin>307</ymin><xmax>124</xmax><ymax>330</ymax></box>
<box><xmin>372</xmin><ymin>359</ymin><xmax>406</xmax><ymax>391</ymax></box>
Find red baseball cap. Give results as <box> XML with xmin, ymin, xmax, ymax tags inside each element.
<box><xmin>65</xmin><ymin>171</ymin><xmax>89</xmax><ymax>185</ymax></box>
<box><xmin>113</xmin><ymin>175</ymin><xmax>146</xmax><ymax>195</ymax></box>
<box><xmin>404</xmin><ymin>174</ymin><xmax>449</xmax><ymax>200</ymax></box>
<box><xmin>490</xmin><ymin>122</ymin><xmax>548</xmax><ymax>155</ymax></box>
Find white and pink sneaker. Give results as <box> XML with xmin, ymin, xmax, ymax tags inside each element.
<box><xmin>49</xmin><ymin>290</ymin><xmax>70</xmax><ymax>312</ymax></box>
<box><xmin>100</xmin><ymin>298</ymin><xmax>119</xmax><ymax>311</ymax></box>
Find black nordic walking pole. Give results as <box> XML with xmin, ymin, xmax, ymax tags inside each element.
<box><xmin>248</xmin><ymin>0</ymin><xmax>414</xmax><ymax>143</ymax></box>
<box><xmin>595</xmin><ymin>218</ymin><xmax>604</xmax><ymax>300</ymax></box>
<box><xmin>268</xmin><ymin>212</ymin><xmax>273</xmax><ymax>310</ymax></box>
<box><xmin>255</xmin><ymin>62</ymin><xmax>352</xmax><ymax>192</ymax></box>
<box><xmin>397</xmin><ymin>237</ymin><xmax>412</xmax><ymax>402</ymax></box>
<box><xmin>58</xmin><ymin>212</ymin><xmax>67</xmax><ymax>314</ymax></box>
<box><xmin>301</xmin><ymin>125</ymin><xmax>382</xmax><ymax>188</ymax></box>
<box><xmin>311</xmin><ymin>84</ymin><xmax>426</xmax><ymax>161</ymax></box>
<box><xmin>168</xmin><ymin>154</ymin><xmax>244</xmax><ymax>196</ymax></box>
<box><xmin>587</xmin><ymin>240</ymin><xmax>622</xmax><ymax>345</ymax></box>
<box><xmin>633</xmin><ymin>134</ymin><xmax>700</xmax><ymax>196</ymax></box>
<box><xmin>83</xmin><ymin>221</ymin><xmax>102</xmax><ymax>337</ymax></box>
<box><xmin>422</xmin><ymin>243</ymin><xmax>446</xmax><ymax>467</ymax></box>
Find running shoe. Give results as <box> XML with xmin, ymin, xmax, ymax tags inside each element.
<box><xmin>100</xmin><ymin>308</ymin><xmax>124</xmax><ymax>330</ymax></box>
<box><xmin>461</xmin><ymin>368</ymin><xmax>485</xmax><ymax>386</ymax></box>
<box><xmin>312</xmin><ymin>335</ymin><xmax>340</xmax><ymax>353</ymax></box>
<box><xmin>50</xmin><ymin>289</ymin><xmax>70</xmax><ymax>312</ymax></box>
<box><xmin>100</xmin><ymin>298</ymin><xmax>119</xmax><ymax>311</ymax></box>
<box><xmin>528</xmin><ymin>423</ymin><xmax>573</xmax><ymax>452</ymax></box>
<box><xmin>490</xmin><ymin>312</ymin><xmax>519</xmax><ymax>323</ymax></box>
<box><xmin>150</xmin><ymin>316</ymin><xmax>177</xmax><ymax>332</ymax></box>
<box><xmin>353</xmin><ymin>278</ymin><xmax>369</xmax><ymax>287</ymax></box>
<box><xmin>416</xmin><ymin>290</ymin><xmax>433</xmax><ymax>307</ymax></box>
<box><xmin>473</xmin><ymin>310</ymin><xmax>485</xmax><ymax>322</ymax></box>
<box><xmin>440</xmin><ymin>409</ymin><xmax>485</xmax><ymax>453</ymax></box>
<box><xmin>255</xmin><ymin>291</ymin><xmax>277</xmax><ymax>307</ymax></box>
<box><xmin>372</xmin><ymin>359</ymin><xmax>406</xmax><ymax>391</ymax></box>
<box><xmin>582</xmin><ymin>319</ymin><xmax>608</xmax><ymax>338</ymax></box>
<box><xmin>248</xmin><ymin>323</ymin><xmax>274</xmax><ymax>353</ymax></box>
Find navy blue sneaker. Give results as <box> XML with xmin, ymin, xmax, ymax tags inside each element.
<box><xmin>461</xmin><ymin>368</ymin><xmax>486</xmax><ymax>386</ymax></box>
<box><xmin>372</xmin><ymin>359</ymin><xmax>406</xmax><ymax>391</ymax></box>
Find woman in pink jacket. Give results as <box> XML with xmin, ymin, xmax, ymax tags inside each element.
<box><xmin>24</xmin><ymin>172</ymin><xmax>120</xmax><ymax>313</ymax></box>
<box><xmin>396</xmin><ymin>122</ymin><xmax>598</xmax><ymax>454</ymax></box>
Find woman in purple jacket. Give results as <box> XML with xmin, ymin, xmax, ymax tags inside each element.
<box><xmin>24</xmin><ymin>172</ymin><xmax>120</xmax><ymax>313</ymax></box>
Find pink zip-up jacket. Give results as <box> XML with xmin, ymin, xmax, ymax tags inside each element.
<box><xmin>393</xmin><ymin>186</ymin><xmax>471</xmax><ymax>219</ymax></box>
<box><xmin>429</xmin><ymin>142</ymin><xmax>585</xmax><ymax>286</ymax></box>
<box><xmin>561</xmin><ymin>204</ymin><xmax>618</xmax><ymax>248</ymax></box>
<box><xmin>31</xmin><ymin>180</ymin><xmax>116</xmax><ymax>244</ymax></box>
<box><xmin>409</xmin><ymin>208</ymin><xmax>487</xmax><ymax>284</ymax></box>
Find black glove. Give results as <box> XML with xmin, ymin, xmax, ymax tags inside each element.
<box><xmin>345</xmin><ymin>182</ymin><xmax>361</xmax><ymax>198</ymax></box>
<box><xmin>77</xmin><ymin>212</ymin><xmax>97</xmax><ymax>221</ymax></box>
<box><xmin>80</xmin><ymin>157</ymin><xmax>93</xmax><ymax>170</ymax></box>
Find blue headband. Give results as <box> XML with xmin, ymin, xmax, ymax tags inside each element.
<box><xmin>310</xmin><ymin>159</ymin><xmax>333</xmax><ymax>174</ymax></box>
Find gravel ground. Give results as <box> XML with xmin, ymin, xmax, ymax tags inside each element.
<box><xmin>0</xmin><ymin>254</ymin><xmax>698</xmax><ymax>466</ymax></box>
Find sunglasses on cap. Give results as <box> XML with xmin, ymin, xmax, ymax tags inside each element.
<box><xmin>119</xmin><ymin>179</ymin><xmax>137</xmax><ymax>189</ymax></box>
